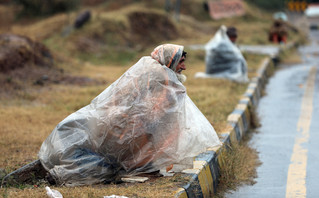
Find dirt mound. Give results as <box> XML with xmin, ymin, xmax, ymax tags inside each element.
<box><xmin>64</xmin><ymin>8</ymin><xmax>180</xmax><ymax>65</ymax></box>
<box><xmin>0</xmin><ymin>33</ymin><xmax>104</xmax><ymax>98</ymax></box>
<box><xmin>0</xmin><ymin>33</ymin><xmax>53</xmax><ymax>73</ymax></box>
<box><xmin>128</xmin><ymin>11</ymin><xmax>178</xmax><ymax>46</ymax></box>
<box><xmin>48</xmin><ymin>7</ymin><xmax>181</xmax><ymax>65</ymax></box>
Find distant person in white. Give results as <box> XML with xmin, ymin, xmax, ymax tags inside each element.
<box><xmin>195</xmin><ymin>25</ymin><xmax>248</xmax><ymax>83</ymax></box>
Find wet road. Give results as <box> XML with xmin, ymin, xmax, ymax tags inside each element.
<box><xmin>226</xmin><ymin>30</ymin><xmax>319</xmax><ymax>198</ymax></box>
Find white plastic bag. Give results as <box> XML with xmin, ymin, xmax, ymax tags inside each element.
<box><xmin>45</xmin><ymin>186</ymin><xmax>63</xmax><ymax>198</ymax></box>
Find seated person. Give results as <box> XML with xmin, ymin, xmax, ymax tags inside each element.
<box><xmin>226</xmin><ymin>26</ymin><xmax>238</xmax><ymax>43</ymax></box>
<box><xmin>269</xmin><ymin>19</ymin><xmax>288</xmax><ymax>44</ymax></box>
<box><xmin>38</xmin><ymin>44</ymin><xmax>221</xmax><ymax>186</ymax></box>
<box><xmin>195</xmin><ymin>25</ymin><xmax>248</xmax><ymax>83</ymax></box>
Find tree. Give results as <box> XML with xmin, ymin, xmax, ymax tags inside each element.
<box><xmin>13</xmin><ymin>0</ymin><xmax>80</xmax><ymax>16</ymax></box>
<box><xmin>245</xmin><ymin>0</ymin><xmax>286</xmax><ymax>11</ymax></box>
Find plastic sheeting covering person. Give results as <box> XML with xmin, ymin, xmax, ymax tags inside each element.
<box><xmin>195</xmin><ymin>25</ymin><xmax>248</xmax><ymax>83</ymax></box>
<box><xmin>38</xmin><ymin>44</ymin><xmax>221</xmax><ymax>186</ymax></box>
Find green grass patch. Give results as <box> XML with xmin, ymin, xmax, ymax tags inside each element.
<box><xmin>76</xmin><ymin>49</ymin><xmax>138</xmax><ymax>66</ymax></box>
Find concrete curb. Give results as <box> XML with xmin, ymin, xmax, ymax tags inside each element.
<box><xmin>174</xmin><ymin>43</ymin><xmax>298</xmax><ymax>197</ymax></box>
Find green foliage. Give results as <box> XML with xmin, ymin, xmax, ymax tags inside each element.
<box><xmin>13</xmin><ymin>0</ymin><xmax>81</xmax><ymax>16</ymax></box>
<box><xmin>77</xmin><ymin>50</ymin><xmax>137</xmax><ymax>66</ymax></box>
<box><xmin>246</xmin><ymin>0</ymin><xmax>286</xmax><ymax>11</ymax></box>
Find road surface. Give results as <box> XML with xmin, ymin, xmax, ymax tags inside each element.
<box><xmin>226</xmin><ymin>29</ymin><xmax>319</xmax><ymax>198</ymax></box>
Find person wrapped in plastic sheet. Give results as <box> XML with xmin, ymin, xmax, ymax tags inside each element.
<box><xmin>195</xmin><ymin>25</ymin><xmax>249</xmax><ymax>83</ymax></box>
<box><xmin>38</xmin><ymin>44</ymin><xmax>221</xmax><ymax>186</ymax></box>
<box><xmin>269</xmin><ymin>19</ymin><xmax>288</xmax><ymax>44</ymax></box>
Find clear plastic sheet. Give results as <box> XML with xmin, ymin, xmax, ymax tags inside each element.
<box><xmin>39</xmin><ymin>44</ymin><xmax>221</xmax><ymax>186</ymax></box>
<box><xmin>200</xmin><ymin>25</ymin><xmax>248</xmax><ymax>83</ymax></box>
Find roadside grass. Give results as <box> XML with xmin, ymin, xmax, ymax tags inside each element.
<box><xmin>279</xmin><ymin>47</ymin><xmax>303</xmax><ymax>65</ymax></box>
<box><xmin>215</xmin><ymin>131</ymin><xmax>262</xmax><ymax>198</ymax></box>
<box><xmin>244</xmin><ymin>53</ymin><xmax>268</xmax><ymax>78</ymax></box>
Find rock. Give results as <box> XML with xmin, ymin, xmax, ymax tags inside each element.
<box><xmin>74</xmin><ymin>10</ymin><xmax>91</xmax><ymax>29</ymax></box>
<box><xmin>0</xmin><ymin>33</ymin><xmax>53</xmax><ymax>73</ymax></box>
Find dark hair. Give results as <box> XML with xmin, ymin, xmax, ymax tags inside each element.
<box><xmin>182</xmin><ymin>51</ymin><xmax>187</xmax><ymax>58</ymax></box>
<box><xmin>226</xmin><ymin>27</ymin><xmax>237</xmax><ymax>38</ymax></box>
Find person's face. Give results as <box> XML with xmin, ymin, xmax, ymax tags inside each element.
<box><xmin>175</xmin><ymin>56</ymin><xmax>186</xmax><ymax>74</ymax></box>
<box><xmin>229</xmin><ymin>36</ymin><xmax>237</xmax><ymax>43</ymax></box>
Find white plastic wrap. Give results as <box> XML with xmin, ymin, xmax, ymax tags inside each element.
<box><xmin>200</xmin><ymin>25</ymin><xmax>248</xmax><ymax>83</ymax></box>
<box><xmin>38</xmin><ymin>44</ymin><xmax>221</xmax><ymax>186</ymax></box>
<box><xmin>45</xmin><ymin>186</ymin><xmax>63</xmax><ymax>198</ymax></box>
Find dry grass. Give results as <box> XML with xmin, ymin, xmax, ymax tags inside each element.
<box><xmin>244</xmin><ymin>53</ymin><xmax>268</xmax><ymax>79</ymax></box>
<box><xmin>215</xmin><ymin>134</ymin><xmax>262</xmax><ymax>198</ymax></box>
<box><xmin>2</xmin><ymin>13</ymin><xmax>70</xmax><ymax>41</ymax></box>
<box><xmin>279</xmin><ymin>47</ymin><xmax>303</xmax><ymax>65</ymax></box>
<box><xmin>1</xmin><ymin>174</ymin><xmax>190</xmax><ymax>198</ymax></box>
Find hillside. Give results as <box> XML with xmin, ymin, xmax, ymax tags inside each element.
<box><xmin>0</xmin><ymin>0</ymin><xmax>290</xmax><ymax>98</ymax></box>
<box><xmin>1</xmin><ymin>0</ymin><xmax>278</xmax><ymax>62</ymax></box>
